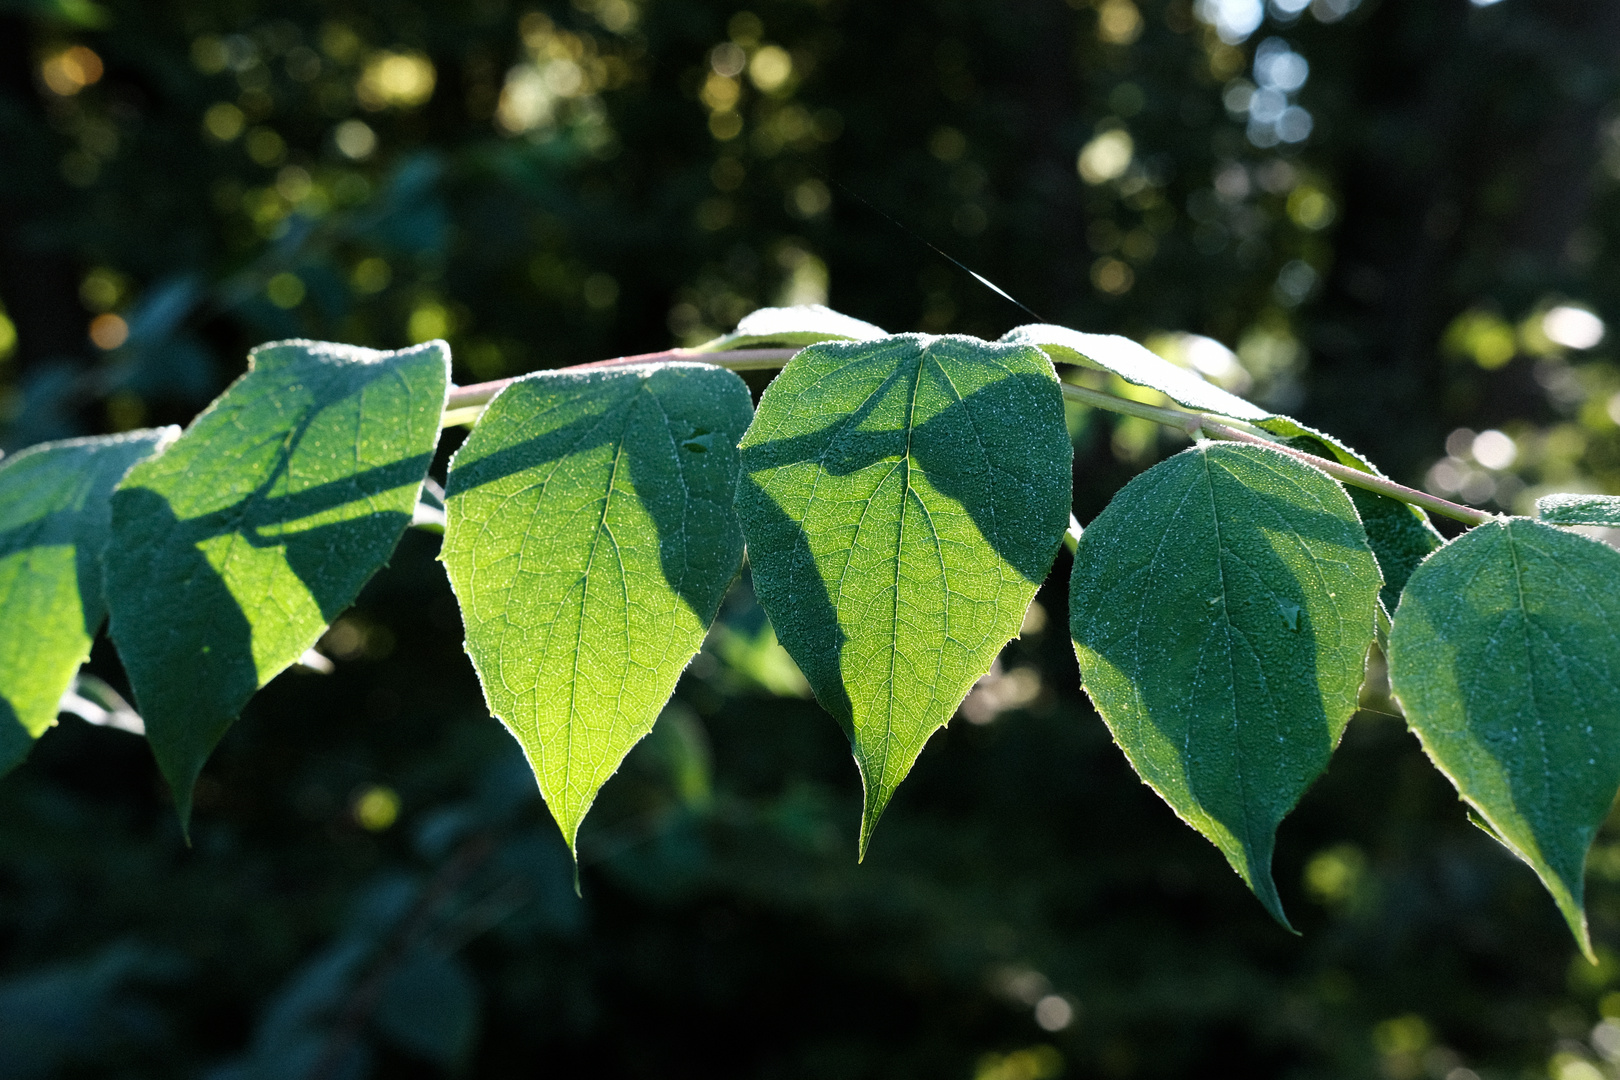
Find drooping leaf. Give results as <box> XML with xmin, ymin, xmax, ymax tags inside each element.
<box><xmin>105</xmin><ymin>340</ymin><xmax>449</xmax><ymax>827</ymax></box>
<box><xmin>0</xmin><ymin>429</ymin><xmax>175</xmax><ymax>774</ymax></box>
<box><xmin>694</xmin><ymin>304</ymin><xmax>885</xmax><ymax>351</ymax></box>
<box><xmin>737</xmin><ymin>333</ymin><xmax>1072</xmax><ymax>855</ymax></box>
<box><xmin>1005</xmin><ymin>323</ymin><xmax>1440</xmax><ymax>611</ymax></box>
<box><xmin>442</xmin><ymin>362</ymin><xmax>752</xmax><ymax>853</ymax></box>
<box><xmin>1069</xmin><ymin>443</ymin><xmax>1383</xmax><ymax>926</ymax></box>
<box><xmin>1536</xmin><ymin>492</ymin><xmax>1620</xmax><ymax>527</ymax></box>
<box><xmin>1387</xmin><ymin>518</ymin><xmax>1620</xmax><ymax>959</ymax></box>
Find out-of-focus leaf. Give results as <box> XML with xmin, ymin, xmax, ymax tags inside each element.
<box><xmin>373</xmin><ymin>948</ymin><xmax>480</xmax><ymax>1067</ymax></box>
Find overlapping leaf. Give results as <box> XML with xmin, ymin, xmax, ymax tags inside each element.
<box><xmin>1387</xmin><ymin>519</ymin><xmax>1620</xmax><ymax>959</ymax></box>
<box><xmin>1536</xmin><ymin>493</ymin><xmax>1620</xmax><ymax>527</ymax></box>
<box><xmin>1001</xmin><ymin>323</ymin><xmax>1271</xmax><ymax>421</ymax></box>
<box><xmin>694</xmin><ymin>304</ymin><xmax>885</xmax><ymax>351</ymax></box>
<box><xmin>106</xmin><ymin>340</ymin><xmax>449</xmax><ymax>826</ymax></box>
<box><xmin>1256</xmin><ymin>420</ymin><xmax>1442</xmax><ymax>612</ymax></box>
<box><xmin>0</xmin><ymin>429</ymin><xmax>175</xmax><ymax>774</ymax></box>
<box><xmin>737</xmin><ymin>333</ymin><xmax>1072</xmax><ymax>854</ymax></box>
<box><xmin>442</xmin><ymin>363</ymin><xmax>753</xmax><ymax>853</ymax></box>
<box><xmin>1005</xmin><ymin>323</ymin><xmax>1440</xmax><ymax>610</ymax></box>
<box><xmin>1070</xmin><ymin>443</ymin><xmax>1383</xmax><ymax>925</ymax></box>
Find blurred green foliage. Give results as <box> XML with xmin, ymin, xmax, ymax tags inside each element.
<box><xmin>5</xmin><ymin>0</ymin><xmax>1620</xmax><ymax>1076</ymax></box>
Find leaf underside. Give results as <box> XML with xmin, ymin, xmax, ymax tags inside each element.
<box><xmin>694</xmin><ymin>304</ymin><xmax>886</xmax><ymax>351</ymax></box>
<box><xmin>1536</xmin><ymin>492</ymin><xmax>1620</xmax><ymax>527</ymax></box>
<box><xmin>105</xmin><ymin>339</ymin><xmax>449</xmax><ymax>828</ymax></box>
<box><xmin>737</xmin><ymin>333</ymin><xmax>1073</xmax><ymax>856</ymax></box>
<box><xmin>1069</xmin><ymin>443</ymin><xmax>1383</xmax><ymax>927</ymax></box>
<box><xmin>1387</xmin><ymin>518</ymin><xmax>1620</xmax><ymax>960</ymax></box>
<box><xmin>0</xmin><ymin>429</ymin><xmax>176</xmax><ymax>774</ymax></box>
<box><xmin>442</xmin><ymin>362</ymin><xmax>753</xmax><ymax>854</ymax></box>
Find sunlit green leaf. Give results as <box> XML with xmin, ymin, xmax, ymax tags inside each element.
<box><xmin>1387</xmin><ymin>518</ymin><xmax>1620</xmax><ymax>960</ymax></box>
<box><xmin>1536</xmin><ymin>493</ymin><xmax>1620</xmax><ymax>527</ymax></box>
<box><xmin>442</xmin><ymin>362</ymin><xmax>752</xmax><ymax>853</ymax></box>
<box><xmin>694</xmin><ymin>304</ymin><xmax>885</xmax><ymax>351</ymax></box>
<box><xmin>0</xmin><ymin>429</ymin><xmax>175</xmax><ymax>774</ymax></box>
<box><xmin>1001</xmin><ymin>323</ymin><xmax>1270</xmax><ymax>421</ymax></box>
<box><xmin>1070</xmin><ymin>443</ymin><xmax>1383</xmax><ymax>926</ymax></box>
<box><xmin>738</xmin><ymin>333</ymin><xmax>1072</xmax><ymax>855</ymax></box>
<box><xmin>105</xmin><ymin>340</ymin><xmax>449</xmax><ymax>827</ymax></box>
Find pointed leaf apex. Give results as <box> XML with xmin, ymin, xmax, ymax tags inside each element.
<box><xmin>1245</xmin><ymin>869</ymin><xmax>1296</xmax><ymax>934</ymax></box>
<box><xmin>162</xmin><ymin>757</ymin><xmax>202</xmax><ymax>845</ymax></box>
<box><xmin>856</xmin><ymin>786</ymin><xmax>893</xmax><ymax>863</ymax></box>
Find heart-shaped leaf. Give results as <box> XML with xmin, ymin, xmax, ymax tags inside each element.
<box><xmin>1070</xmin><ymin>443</ymin><xmax>1383</xmax><ymax>926</ymax></box>
<box><xmin>443</xmin><ymin>362</ymin><xmax>753</xmax><ymax>853</ymax></box>
<box><xmin>106</xmin><ymin>340</ymin><xmax>449</xmax><ymax>827</ymax></box>
<box><xmin>1388</xmin><ymin>518</ymin><xmax>1620</xmax><ymax>959</ymax></box>
<box><xmin>738</xmin><ymin>333</ymin><xmax>1072</xmax><ymax>855</ymax></box>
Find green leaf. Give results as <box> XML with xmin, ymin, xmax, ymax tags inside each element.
<box><xmin>1257</xmin><ymin>419</ymin><xmax>1442</xmax><ymax>612</ymax></box>
<box><xmin>442</xmin><ymin>362</ymin><xmax>753</xmax><ymax>853</ymax></box>
<box><xmin>737</xmin><ymin>334</ymin><xmax>1073</xmax><ymax>855</ymax></box>
<box><xmin>0</xmin><ymin>429</ymin><xmax>175</xmax><ymax>774</ymax></box>
<box><xmin>1536</xmin><ymin>493</ymin><xmax>1620</xmax><ymax>527</ymax></box>
<box><xmin>1387</xmin><ymin>518</ymin><xmax>1620</xmax><ymax>959</ymax></box>
<box><xmin>1001</xmin><ymin>323</ymin><xmax>1271</xmax><ymax>421</ymax></box>
<box><xmin>105</xmin><ymin>340</ymin><xmax>449</xmax><ymax>827</ymax></box>
<box><xmin>1069</xmin><ymin>443</ymin><xmax>1383</xmax><ymax>926</ymax></box>
<box><xmin>694</xmin><ymin>304</ymin><xmax>886</xmax><ymax>351</ymax></box>
<box><xmin>1004</xmin><ymin>324</ymin><xmax>1440</xmax><ymax>611</ymax></box>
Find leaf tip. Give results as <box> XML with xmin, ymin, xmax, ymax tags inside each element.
<box><xmin>856</xmin><ymin>786</ymin><xmax>892</xmax><ymax>864</ymax></box>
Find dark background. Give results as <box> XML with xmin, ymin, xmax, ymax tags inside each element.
<box><xmin>4</xmin><ymin>0</ymin><xmax>1620</xmax><ymax>1076</ymax></box>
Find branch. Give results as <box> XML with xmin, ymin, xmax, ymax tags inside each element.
<box><xmin>435</xmin><ymin>342</ymin><xmax>1494</xmax><ymax>528</ymax></box>
<box><xmin>442</xmin><ymin>347</ymin><xmax>799</xmax><ymax>414</ymax></box>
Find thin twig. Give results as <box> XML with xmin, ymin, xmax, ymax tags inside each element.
<box><xmin>436</xmin><ymin>342</ymin><xmax>1493</xmax><ymax>528</ymax></box>
<box><xmin>1056</xmin><ymin>382</ymin><xmax>1494</xmax><ymax>526</ymax></box>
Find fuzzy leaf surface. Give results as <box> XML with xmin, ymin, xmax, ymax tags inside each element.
<box><xmin>737</xmin><ymin>334</ymin><xmax>1072</xmax><ymax>854</ymax></box>
<box><xmin>1069</xmin><ymin>443</ymin><xmax>1382</xmax><ymax>926</ymax></box>
<box><xmin>695</xmin><ymin>304</ymin><xmax>885</xmax><ymax>351</ymax></box>
<box><xmin>1536</xmin><ymin>493</ymin><xmax>1620</xmax><ymax>527</ymax></box>
<box><xmin>443</xmin><ymin>363</ymin><xmax>752</xmax><ymax>852</ymax></box>
<box><xmin>1387</xmin><ymin>518</ymin><xmax>1620</xmax><ymax>959</ymax></box>
<box><xmin>105</xmin><ymin>340</ymin><xmax>448</xmax><ymax>825</ymax></box>
<box><xmin>1259</xmin><ymin>420</ymin><xmax>1442</xmax><ymax>611</ymax></box>
<box><xmin>1001</xmin><ymin>323</ymin><xmax>1270</xmax><ymax>421</ymax></box>
<box><xmin>1004</xmin><ymin>323</ymin><xmax>1438</xmax><ymax>611</ymax></box>
<box><xmin>0</xmin><ymin>429</ymin><xmax>175</xmax><ymax>773</ymax></box>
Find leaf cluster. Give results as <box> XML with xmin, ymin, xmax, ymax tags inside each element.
<box><xmin>3</xmin><ymin>305</ymin><xmax>1619</xmax><ymax>958</ymax></box>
